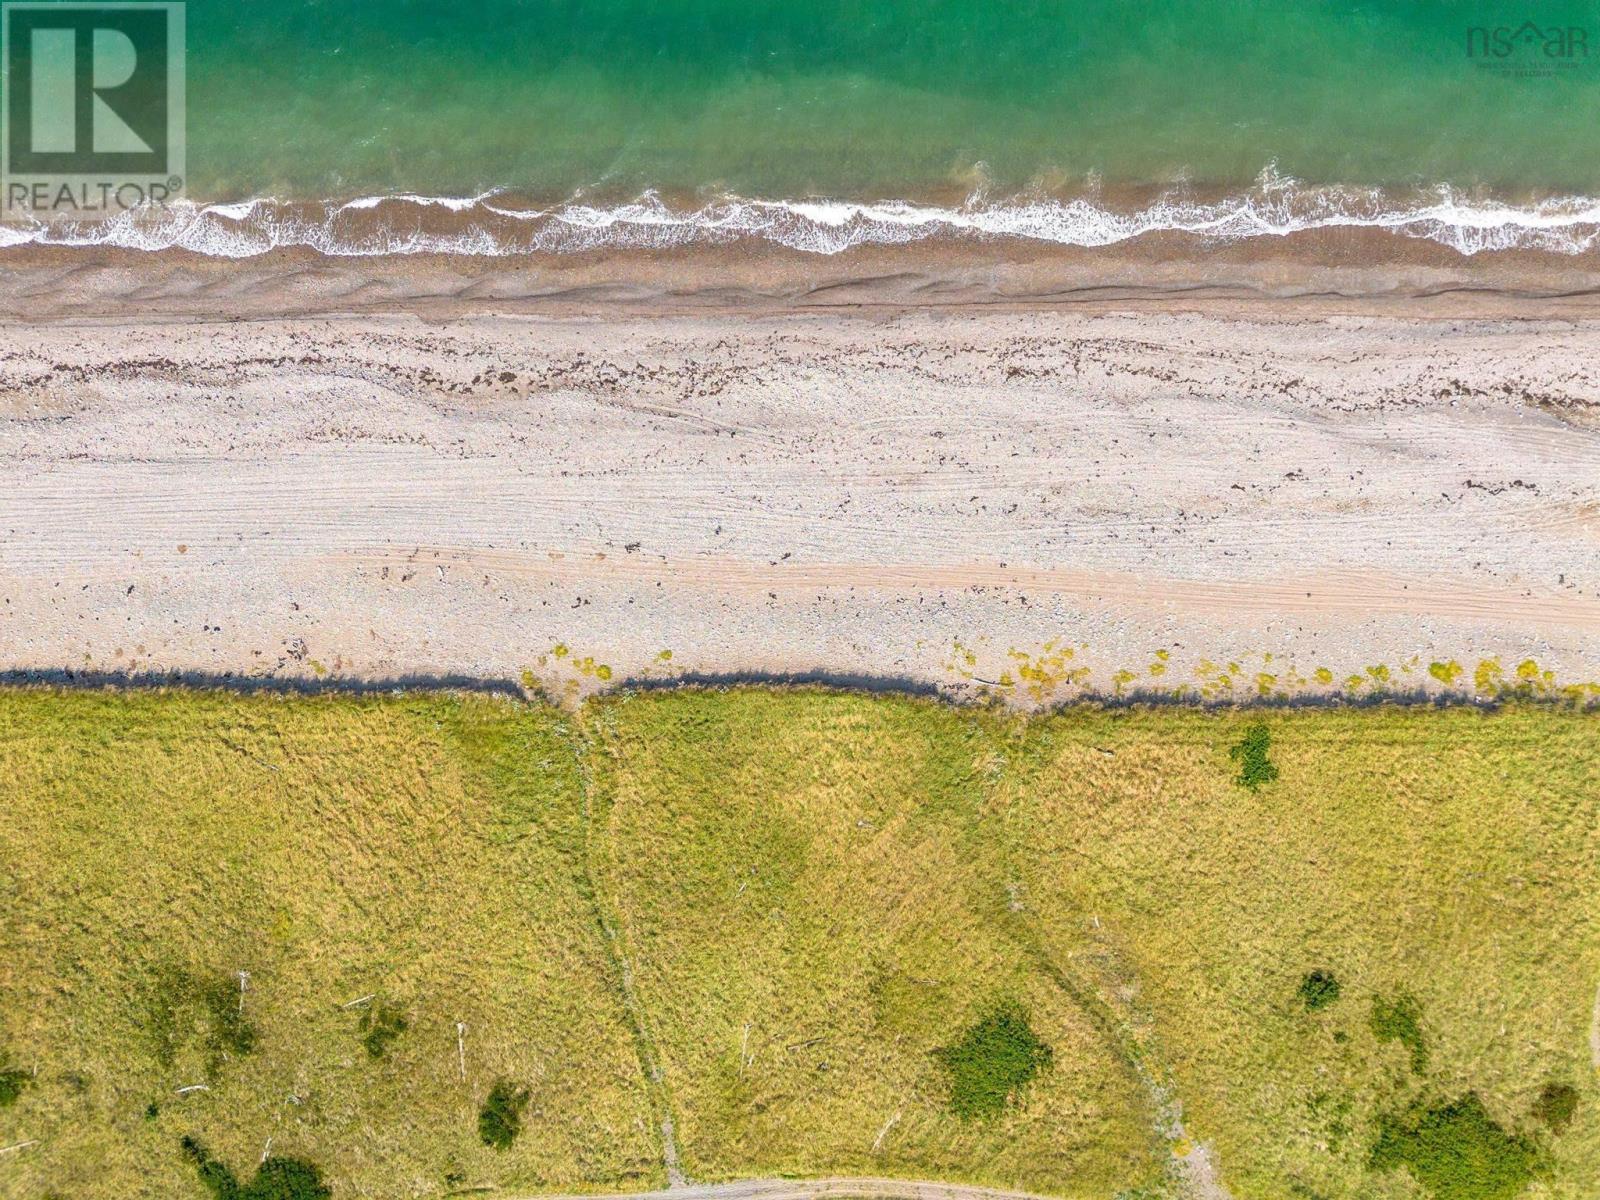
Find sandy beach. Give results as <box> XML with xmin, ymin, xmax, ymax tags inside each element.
<box><xmin>2</xmin><ymin>238</ymin><xmax>1599</xmax><ymax>705</ymax></box>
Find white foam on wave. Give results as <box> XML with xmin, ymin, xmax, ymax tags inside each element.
<box><xmin>5</xmin><ymin>173</ymin><xmax>1600</xmax><ymax>258</ymax></box>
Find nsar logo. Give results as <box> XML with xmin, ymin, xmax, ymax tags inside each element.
<box><xmin>1466</xmin><ymin>20</ymin><xmax>1590</xmax><ymax>76</ymax></box>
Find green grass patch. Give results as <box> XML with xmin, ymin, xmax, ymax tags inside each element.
<box><xmin>145</xmin><ymin>966</ymin><xmax>258</xmax><ymax>1076</ymax></box>
<box><xmin>1533</xmin><ymin>1082</ymin><xmax>1578</xmax><ymax>1134</ymax></box>
<box><xmin>0</xmin><ymin>1066</ymin><xmax>28</xmax><ymax>1107</ymax></box>
<box><xmin>1371</xmin><ymin>992</ymin><xmax>1429</xmax><ymax>1073</ymax></box>
<box><xmin>1370</xmin><ymin>1094</ymin><xmax>1538</xmax><ymax>1200</ymax></box>
<box><xmin>934</xmin><ymin>1007</ymin><xmax>1054</xmax><ymax>1118</ymax></box>
<box><xmin>1228</xmin><ymin>721</ymin><xmax>1279</xmax><ymax>790</ymax></box>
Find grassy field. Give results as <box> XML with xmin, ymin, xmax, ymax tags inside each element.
<box><xmin>993</xmin><ymin>706</ymin><xmax>1600</xmax><ymax>1200</ymax></box>
<box><xmin>2</xmin><ymin>686</ymin><xmax>1597</xmax><ymax>1200</ymax></box>
<box><xmin>584</xmin><ymin>691</ymin><xmax>1161</xmax><ymax>1197</ymax></box>
<box><xmin>0</xmin><ymin>689</ymin><xmax>658</xmax><ymax>1200</ymax></box>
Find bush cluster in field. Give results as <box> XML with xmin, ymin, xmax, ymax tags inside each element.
<box><xmin>1297</xmin><ymin>970</ymin><xmax>1340</xmax><ymax>1011</ymax></box>
<box><xmin>1295</xmin><ymin>976</ymin><xmax>1577</xmax><ymax>1200</ymax></box>
<box><xmin>182</xmin><ymin>1137</ymin><xmax>330</xmax><ymax>1200</ymax></box>
<box><xmin>933</xmin><ymin>1007</ymin><xmax>1053</xmax><ymax>1118</ymax></box>
<box><xmin>1370</xmin><ymin>1095</ymin><xmax>1538</xmax><ymax>1200</ymax></box>
<box><xmin>479</xmin><ymin>1080</ymin><xmax>532</xmax><ymax>1149</ymax></box>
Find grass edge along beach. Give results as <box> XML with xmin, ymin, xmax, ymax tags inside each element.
<box><xmin>1</xmin><ymin>685</ymin><xmax>1597</xmax><ymax>1200</ymax></box>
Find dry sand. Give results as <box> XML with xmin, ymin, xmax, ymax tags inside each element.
<box><xmin>2</xmin><ymin>241</ymin><xmax>1599</xmax><ymax>705</ymax></box>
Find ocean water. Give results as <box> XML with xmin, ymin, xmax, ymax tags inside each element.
<box><xmin>12</xmin><ymin>0</ymin><xmax>1600</xmax><ymax>255</ymax></box>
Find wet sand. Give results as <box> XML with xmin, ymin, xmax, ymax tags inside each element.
<box><xmin>7</xmin><ymin>224</ymin><xmax>1600</xmax><ymax>322</ymax></box>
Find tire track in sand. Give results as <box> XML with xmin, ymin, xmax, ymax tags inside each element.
<box><xmin>334</xmin><ymin>546</ymin><xmax>1600</xmax><ymax>631</ymax></box>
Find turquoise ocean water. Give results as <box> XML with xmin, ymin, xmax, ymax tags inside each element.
<box><xmin>11</xmin><ymin>0</ymin><xmax>1600</xmax><ymax>254</ymax></box>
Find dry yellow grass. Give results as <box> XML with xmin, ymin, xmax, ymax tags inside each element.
<box><xmin>584</xmin><ymin>689</ymin><xmax>1162</xmax><ymax>1197</ymax></box>
<box><xmin>995</xmin><ymin>705</ymin><xmax>1600</xmax><ymax>1200</ymax></box>
<box><xmin>2</xmin><ymin>687</ymin><xmax>1596</xmax><ymax>1200</ymax></box>
<box><xmin>0</xmin><ymin>688</ymin><xmax>658</xmax><ymax>1199</ymax></box>
<box><xmin>589</xmin><ymin>693</ymin><xmax>1600</xmax><ymax>1200</ymax></box>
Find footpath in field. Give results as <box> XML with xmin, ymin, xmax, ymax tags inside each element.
<box><xmin>1</xmin><ymin>686</ymin><xmax>1596</xmax><ymax>1200</ymax></box>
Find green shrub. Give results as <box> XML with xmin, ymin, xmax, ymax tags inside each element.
<box><xmin>182</xmin><ymin>1136</ymin><xmax>241</xmax><ymax>1200</ymax></box>
<box><xmin>1370</xmin><ymin>1094</ymin><xmax>1537</xmax><ymax>1200</ymax></box>
<box><xmin>933</xmin><ymin>1006</ymin><xmax>1053</xmax><ymax>1118</ymax></box>
<box><xmin>1532</xmin><ymin>1082</ymin><xmax>1577</xmax><ymax>1133</ymax></box>
<box><xmin>357</xmin><ymin>1002</ymin><xmax>408</xmax><ymax>1060</ymax></box>
<box><xmin>478</xmin><ymin>1080</ymin><xmax>531</xmax><ymax>1149</ymax></box>
<box><xmin>1229</xmin><ymin>723</ymin><xmax>1279</xmax><ymax>791</ymax></box>
<box><xmin>0</xmin><ymin>1066</ymin><xmax>28</xmax><ymax>1107</ymax></box>
<box><xmin>181</xmin><ymin>1136</ymin><xmax>331</xmax><ymax>1200</ymax></box>
<box><xmin>1298</xmin><ymin>970</ymin><xmax>1341</xmax><ymax>1011</ymax></box>
<box><xmin>246</xmin><ymin>1158</ymin><xmax>332</xmax><ymax>1200</ymax></box>
<box><xmin>1371</xmin><ymin>992</ymin><xmax>1428</xmax><ymax>1073</ymax></box>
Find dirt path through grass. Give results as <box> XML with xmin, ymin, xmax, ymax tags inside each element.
<box><xmin>1015</xmin><ymin>924</ymin><xmax>1233</xmax><ymax>1200</ymax></box>
<box><xmin>510</xmin><ymin>1170</ymin><xmax>1235</xmax><ymax>1200</ymax></box>
<box><xmin>566</xmin><ymin>712</ymin><xmax>687</xmax><ymax>1188</ymax></box>
<box><xmin>1590</xmin><ymin>976</ymin><xmax>1600</xmax><ymax>1071</ymax></box>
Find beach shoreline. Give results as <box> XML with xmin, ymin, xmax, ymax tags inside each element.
<box><xmin>1</xmin><ymin>268</ymin><xmax>1597</xmax><ymax>707</ymax></box>
<box><xmin>6</xmin><ymin>226</ymin><xmax>1600</xmax><ymax>325</ymax></box>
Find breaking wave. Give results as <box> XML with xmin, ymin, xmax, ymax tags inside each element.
<box><xmin>4</xmin><ymin>174</ymin><xmax>1600</xmax><ymax>258</ymax></box>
